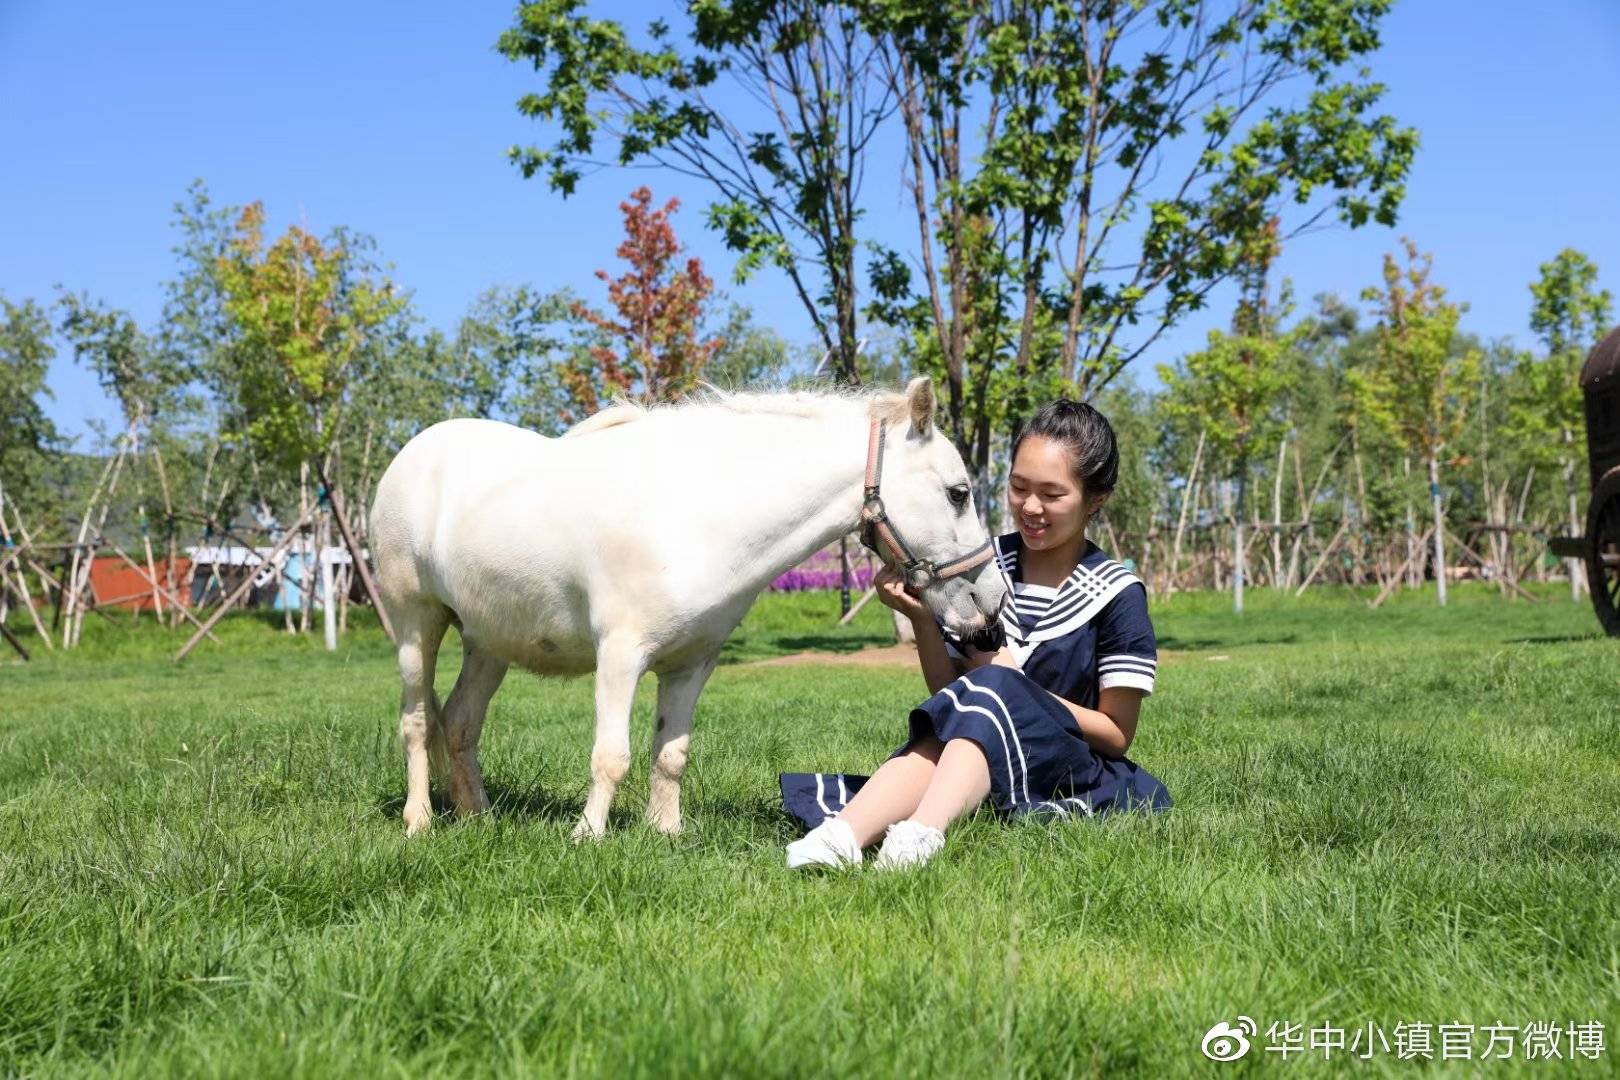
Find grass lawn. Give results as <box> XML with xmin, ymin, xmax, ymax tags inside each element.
<box><xmin>2</xmin><ymin>584</ymin><xmax>1617</xmax><ymax>1076</ymax></box>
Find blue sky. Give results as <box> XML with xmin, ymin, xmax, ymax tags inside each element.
<box><xmin>4</xmin><ymin>1</ymin><xmax>1618</xmax><ymax>442</ymax></box>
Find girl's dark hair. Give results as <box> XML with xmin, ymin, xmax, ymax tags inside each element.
<box><xmin>1010</xmin><ymin>400</ymin><xmax>1119</xmax><ymax>496</ymax></box>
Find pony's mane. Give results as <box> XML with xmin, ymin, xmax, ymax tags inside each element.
<box><xmin>562</xmin><ymin>385</ymin><xmax>909</xmax><ymax>437</ymax></box>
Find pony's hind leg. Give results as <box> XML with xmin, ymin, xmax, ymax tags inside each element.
<box><xmin>442</xmin><ymin>639</ymin><xmax>508</xmax><ymax>817</ymax></box>
<box><xmin>394</xmin><ymin>601</ymin><xmax>451</xmax><ymax>836</ymax></box>
<box><xmin>646</xmin><ymin>654</ymin><xmax>719</xmax><ymax>835</ymax></box>
<box><xmin>573</xmin><ymin>635</ymin><xmax>649</xmax><ymax>842</ymax></box>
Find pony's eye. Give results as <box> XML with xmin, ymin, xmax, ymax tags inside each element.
<box><xmin>948</xmin><ymin>485</ymin><xmax>971</xmax><ymax>508</ymax></box>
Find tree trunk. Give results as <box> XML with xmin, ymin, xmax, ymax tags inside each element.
<box><xmin>1271</xmin><ymin>436</ymin><xmax>1286</xmax><ymax>589</ymax></box>
<box><xmin>1233</xmin><ymin>462</ymin><xmax>1247</xmax><ymax>615</ymax></box>
<box><xmin>299</xmin><ymin>464</ymin><xmax>313</xmax><ymax>633</ymax></box>
<box><xmin>321</xmin><ymin>512</ymin><xmax>338</xmax><ymax>651</ymax></box>
<box><xmin>1563</xmin><ymin>446</ymin><xmax>1584</xmax><ymax>601</ymax></box>
<box><xmin>1429</xmin><ymin>454</ymin><xmax>1447</xmax><ymax>607</ymax></box>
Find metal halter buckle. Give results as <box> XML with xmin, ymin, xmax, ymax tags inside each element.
<box><xmin>857</xmin><ymin>417</ymin><xmax>993</xmax><ymax>591</ymax></box>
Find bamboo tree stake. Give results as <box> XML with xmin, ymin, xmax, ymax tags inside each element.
<box><xmin>0</xmin><ymin>483</ymin><xmax>52</xmax><ymax>649</ymax></box>
<box><xmin>1168</xmin><ymin>430</ymin><xmax>1205</xmax><ymax>595</ymax></box>
<box><xmin>61</xmin><ymin>432</ymin><xmax>128</xmax><ymax>647</ymax></box>
<box><xmin>93</xmin><ymin>532</ymin><xmax>220</xmax><ymax>642</ymax></box>
<box><xmin>1447</xmin><ymin>525</ymin><xmax>1539</xmax><ymax>603</ymax></box>
<box><xmin>175</xmin><ymin>504</ymin><xmax>317</xmax><ymax>661</ymax></box>
<box><xmin>1369</xmin><ymin>526</ymin><xmax>1433</xmax><ymax>609</ymax></box>
<box><xmin>66</xmin><ymin>425</ymin><xmax>138</xmax><ymax>647</ymax></box>
<box><xmin>6</xmin><ymin>494</ymin><xmax>64</xmax><ymax>621</ymax></box>
<box><xmin>0</xmin><ymin>619</ymin><xmax>28</xmax><ymax>661</ymax></box>
<box><xmin>1295</xmin><ymin>519</ymin><xmax>1351</xmax><ymax>597</ymax></box>
<box><xmin>317</xmin><ymin>464</ymin><xmax>395</xmax><ymax>643</ymax></box>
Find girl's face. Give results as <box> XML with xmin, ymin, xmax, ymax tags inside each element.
<box><xmin>1008</xmin><ymin>435</ymin><xmax>1095</xmax><ymax>552</ymax></box>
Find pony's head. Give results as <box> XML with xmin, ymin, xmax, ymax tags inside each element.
<box><xmin>868</xmin><ymin>377</ymin><xmax>1008</xmax><ymax>636</ymax></box>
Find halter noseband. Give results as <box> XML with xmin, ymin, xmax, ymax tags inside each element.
<box><xmin>858</xmin><ymin>417</ymin><xmax>995</xmax><ymax>591</ymax></box>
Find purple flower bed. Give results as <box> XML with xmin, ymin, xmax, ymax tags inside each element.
<box><xmin>770</xmin><ymin>566</ymin><xmax>877</xmax><ymax>592</ymax></box>
<box><xmin>770</xmin><ymin>544</ymin><xmax>877</xmax><ymax>592</ymax></box>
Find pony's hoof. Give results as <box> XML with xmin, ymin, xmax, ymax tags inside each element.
<box><xmin>647</xmin><ymin>813</ymin><xmax>683</xmax><ymax>836</ymax></box>
<box><xmin>570</xmin><ymin>817</ymin><xmax>605</xmax><ymax>844</ymax></box>
<box><xmin>404</xmin><ymin>801</ymin><xmax>433</xmax><ymax>836</ymax></box>
<box><xmin>450</xmin><ymin>786</ymin><xmax>492</xmax><ymax>818</ymax></box>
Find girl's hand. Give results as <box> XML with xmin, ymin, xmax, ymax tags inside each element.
<box><xmin>873</xmin><ymin>565</ymin><xmax>930</xmax><ymax>623</ymax></box>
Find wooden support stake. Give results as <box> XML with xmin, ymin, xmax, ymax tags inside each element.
<box><xmin>838</xmin><ymin>585</ymin><xmax>880</xmax><ymax>626</ymax></box>
<box><xmin>0</xmin><ymin>619</ymin><xmax>29</xmax><ymax>662</ymax></box>
<box><xmin>317</xmin><ymin>465</ymin><xmax>394</xmax><ymax>643</ymax></box>
<box><xmin>97</xmin><ymin>535</ymin><xmax>222</xmax><ymax>643</ymax></box>
<box><xmin>175</xmin><ymin>506</ymin><xmax>315</xmax><ymax>661</ymax></box>
<box><xmin>1368</xmin><ymin>526</ymin><xmax>1434</xmax><ymax>609</ymax></box>
<box><xmin>1294</xmin><ymin>520</ymin><xmax>1350</xmax><ymax>598</ymax></box>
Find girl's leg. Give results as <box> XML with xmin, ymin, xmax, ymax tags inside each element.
<box><xmin>835</xmin><ymin>735</ymin><xmax>944</xmax><ymax>847</ymax></box>
<box><xmin>910</xmin><ymin>738</ymin><xmax>992</xmax><ymax>833</ymax></box>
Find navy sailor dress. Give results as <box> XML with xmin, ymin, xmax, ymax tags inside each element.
<box><xmin>780</xmin><ymin>534</ymin><xmax>1172</xmax><ymax>828</ymax></box>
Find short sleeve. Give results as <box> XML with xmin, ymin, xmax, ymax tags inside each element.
<box><xmin>1095</xmin><ymin>582</ymin><xmax>1157</xmax><ymax>694</ymax></box>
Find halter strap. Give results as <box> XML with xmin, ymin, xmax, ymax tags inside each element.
<box><xmin>857</xmin><ymin>417</ymin><xmax>994</xmax><ymax>589</ymax></box>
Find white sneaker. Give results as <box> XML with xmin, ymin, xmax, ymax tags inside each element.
<box><xmin>786</xmin><ymin>818</ymin><xmax>863</xmax><ymax>869</ymax></box>
<box><xmin>873</xmin><ymin>820</ymin><xmax>946</xmax><ymax>870</ymax></box>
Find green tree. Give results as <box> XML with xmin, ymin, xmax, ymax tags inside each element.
<box><xmin>0</xmin><ymin>295</ymin><xmax>66</xmax><ymax>516</ymax></box>
<box><xmin>1350</xmin><ymin>239</ymin><xmax>1479</xmax><ymax>606</ymax></box>
<box><xmin>499</xmin><ymin>1</ymin><xmax>1414</xmax><ymax>503</ymax></box>
<box><xmin>211</xmin><ymin>203</ymin><xmax>406</xmax><ymax>477</ymax></box>
<box><xmin>1157</xmin><ymin>247</ymin><xmax>1298</xmax><ymax>613</ymax></box>
<box><xmin>702</xmin><ymin>302</ymin><xmax>793</xmax><ymax>389</ymax></box>
<box><xmin>875</xmin><ymin>0</ymin><xmax>1411</xmax><ymax>423</ymax></box>
<box><xmin>499</xmin><ymin>1</ymin><xmax>891</xmax><ymax>385</ymax></box>
<box><xmin>563</xmin><ymin>187</ymin><xmax>724</xmax><ymax>420</ymax></box>
<box><xmin>1516</xmin><ymin>249</ymin><xmax>1612</xmax><ymax>598</ymax></box>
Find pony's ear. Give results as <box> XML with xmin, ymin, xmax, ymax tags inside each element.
<box><xmin>905</xmin><ymin>376</ymin><xmax>935</xmax><ymax>437</ymax></box>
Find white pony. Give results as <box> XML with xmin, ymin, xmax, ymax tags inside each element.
<box><xmin>368</xmin><ymin>377</ymin><xmax>1007</xmax><ymax>838</ymax></box>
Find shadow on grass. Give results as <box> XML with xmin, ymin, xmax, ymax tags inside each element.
<box><xmin>775</xmin><ymin>633</ymin><xmax>891</xmax><ymax>654</ymax></box>
<box><xmin>375</xmin><ymin>781</ymin><xmax>790</xmax><ymax>835</ymax></box>
<box><xmin>1157</xmin><ymin>632</ymin><xmax>1301</xmax><ymax>650</ymax></box>
<box><xmin>374</xmin><ymin>781</ymin><xmax>584</xmax><ymax>825</ymax></box>
<box><xmin>1505</xmin><ymin>633</ymin><xmax>1606</xmax><ymax>645</ymax></box>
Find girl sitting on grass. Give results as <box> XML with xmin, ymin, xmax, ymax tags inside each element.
<box><xmin>780</xmin><ymin>399</ymin><xmax>1171</xmax><ymax>869</ymax></box>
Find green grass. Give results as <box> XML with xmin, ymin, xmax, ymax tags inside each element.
<box><xmin>2</xmin><ymin>585</ymin><xmax>1617</xmax><ymax>1077</ymax></box>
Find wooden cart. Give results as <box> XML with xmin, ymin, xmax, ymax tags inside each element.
<box><xmin>1548</xmin><ymin>325</ymin><xmax>1620</xmax><ymax>636</ymax></box>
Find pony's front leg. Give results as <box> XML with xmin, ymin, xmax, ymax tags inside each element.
<box><xmin>572</xmin><ymin>637</ymin><xmax>648</xmax><ymax>842</ymax></box>
<box><xmin>647</xmin><ymin>655</ymin><xmax>718</xmax><ymax>835</ymax></box>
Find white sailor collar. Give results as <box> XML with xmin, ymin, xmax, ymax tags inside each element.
<box><xmin>991</xmin><ymin>533</ymin><xmax>1141</xmax><ymax>649</ymax></box>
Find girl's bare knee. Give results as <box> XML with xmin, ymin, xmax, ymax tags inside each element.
<box><xmin>904</xmin><ymin>734</ymin><xmax>946</xmax><ymax>764</ymax></box>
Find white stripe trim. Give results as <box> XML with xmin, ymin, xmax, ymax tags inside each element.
<box><xmin>813</xmin><ymin>773</ymin><xmax>833</xmax><ymax>817</ymax></box>
<box><xmin>960</xmin><ymin>676</ymin><xmax>1032</xmax><ymax>806</ymax></box>
<box><xmin>1061</xmin><ymin>796</ymin><xmax>1097</xmax><ymax>817</ymax></box>
<box><xmin>1099</xmin><ymin>666</ymin><xmax>1157</xmax><ymax>680</ymax></box>
<box><xmin>940</xmin><ymin>686</ymin><xmax>1019</xmax><ymax>799</ymax></box>
<box><xmin>1024</xmin><ymin>575</ymin><xmax>1137</xmax><ymax>644</ymax></box>
<box><xmin>1099</xmin><ymin>653</ymin><xmax>1157</xmax><ymax>668</ymax></box>
<box><xmin>836</xmin><ymin>774</ymin><xmax>849</xmax><ymax>806</ymax></box>
<box><xmin>1099</xmin><ymin>671</ymin><xmax>1155</xmax><ymax>693</ymax></box>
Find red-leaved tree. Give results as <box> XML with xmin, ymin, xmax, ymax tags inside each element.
<box><xmin>562</xmin><ymin>187</ymin><xmax>722</xmax><ymax>420</ymax></box>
